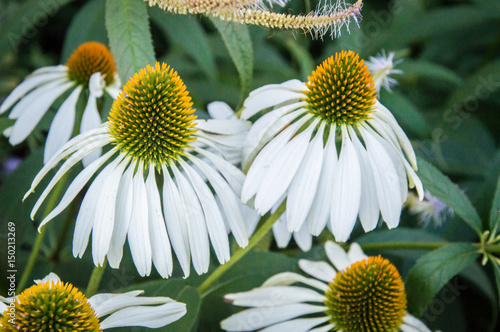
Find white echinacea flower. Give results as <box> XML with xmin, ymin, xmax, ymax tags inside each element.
<box><xmin>0</xmin><ymin>273</ymin><xmax>186</xmax><ymax>331</ymax></box>
<box><xmin>241</xmin><ymin>50</ymin><xmax>423</xmax><ymax>242</ymax></box>
<box><xmin>0</xmin><ymin>42</ymin><xmax>121</xmax><ymax>164</ymax></box>
<box><xmin>24</xmin><ymin>62</ymin><xmax>251</xmax><ymax>278</ymax></box>
<box><xmin>365</xmin><ymin>50</ymin><xmax>403</xmax><ymax>93</ymax></box>
<box><xmin>221</xmin><ymin>242</ymin><xmax>432</xmax><ymax>332</ymax></box>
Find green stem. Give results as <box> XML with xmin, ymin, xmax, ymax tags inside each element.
<box><xmin>86</xmin><ymin>260</ymin><xmax>107</xmax><ymax>298</ymax></box>
<box><xmin>198</xmin><ymin>200</ymin><xmax>286</xmax><ymax>296</ymax></box>
<box><xmin>17</xmin><ymin>176</ymin><xmax>68</xmax><ymax>292</ymax></box>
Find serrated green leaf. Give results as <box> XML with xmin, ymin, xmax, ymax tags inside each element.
<box><xmin>416</xmin><ymin>157</ymin><xmax>483</xmax><ymax>235</ymax></box>
<box><xmin>61</xmin><ymin>0</ymin><xmax>108</xmax><ymax>62</ymax></box>
<box><xmin>149</xmin><ymin>8</ymin><xmax>216</xmax><ymax>81</ymax></box>
<box><xmin>405</xmin><ymin>243</ymin><xmax>479</xmax><ymax>316</ymax></box>
<box><xmin>379</xmin><ymin>90</ymin><xmax>431</xmax><ymax>138</ymax></box>
<box><xmin>105</xmin><ymin>0</ymin><xmax>156</xmax><ymax>82</ymax></box>
<box><xmin>398</xmin><ymin>59</ymin><xmax>462</xmax><ymax>86</ymax></box>
<box><xmin>0</xmin><ymin>0</ymin><xmax>73</xmax><ymax>62</ymax></box>
<box><xmin>491</xmin><ymin>174</ymin><xmax>500</xmax><ymax>233</ymax></box>
<box><xmin>211</xmin><ymin>19</ymin><xmax>253</xmax><ymax>107</ymax></box>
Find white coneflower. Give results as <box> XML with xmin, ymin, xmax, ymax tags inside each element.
<box><xmin>0</xmin><ymin>42</ymin><xmax>121</xmax><ymax>164</ymax></box>
<box><xmin>406</xmin><ymin>190</ymin><xmax>454</xmax><ymax>227</ymax></box>
<box><xmin>0</xmin><ymin>273</ymin><xmax>186</xmax><ymax>331</ymax></box>
<box><xmin>241</xmin><ymin>50</ymin><xmax>423</xmax><ymax>242</ymax></box>
<box><xmin>365</xmin><ymin>50</ymin><xmax>402</xmax><ymax>93</ymax></box>
<box><xmin>24</xmin><ymin>62</ymin><xmax>250</xmax><ymax>278</ymax></box>
<box><xmin>221</xmin><ymin>242</ymin><xmax>431</xmax><ymax>332</ymax></box>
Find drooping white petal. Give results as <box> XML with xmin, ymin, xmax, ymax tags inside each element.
<box><xmin>0</xmin><ymin>70</ymin><xmax>67</xmax><ymax>113</ymax></box>
<box><xmin>37</xmin><ymin>148</ymin><xmax>116</xmax><ymax>231</ymax></box>
<box><xmin>298</xmin><ymin>259</ymin><xmax>336</xmax><ymax>283</ymax></box>
<box><xmin>401</xmin><ymin>314</ymin><xmax>432</xmax><ymax>332</ymax></box>
<box><xmin>99</xmin><ymin>302</ymin><xmax>186</xmax><ymax>329</ymax></box>
<box><xmin>127</xmin><ymin>162</ymin><xmax>152</xmax><ymax>277</ymax></box>
<box><xmin>349</xmin><ymin>127</ymin><xmax>380</xmax><ymax>232</ymax></box>
<box><xmin>30</xmin><ymin>65</ymin><xmax>67</xmax><ymax>76</ymax></box>
<box><xmin>207</xmin><ymin>101</ymin><xmax>235</xmax><ymax>119</ymax></box>
<box><xmin>262</xmin><ymin>272</ymin><xmax>328</xmax><ymax>292</ymax></box>
<box><xmin>225</xmin><ymin>286</ymin><xmax>325</xmax><ymax>307</ymax></box>
<box><xmin>293</xmin><ymin>223</ymin><xmax>313</xmax><ymax>252</ymax></box>
<box><xmin>255</xmin><ymin>122</ymin><xmax>317</xmax><ymax>215</ymax></box>
<box><xmin>171</xmin><ymin>164</ymin><xmax>210</xmax><ymax>275</ymax></box>
<box><xmin>81</xmin><ymin>92</ymin><xmax>103</xmax><ymax>166</ymax></box>
<box><xmin>330</xmin><ymin>126</ymin><xmax>361</xmax><ymax>242</ymax></box>
<box><xmin>179</xmin><ymin>159</ymin><xmax>229</xmax><ymax>264</ymax></box>
<box><xmin>220</xmin><ymin>303</ymin><xmax>325</xmax><ymax>331</ymax></box>
<box><xmin>259</xmin><ymin>317</ymin><xmax>330</xmax><ymax>332</ymax></box>
<box><xmin>146</xmin><ymin>165</ymin><xmax>173</xmax><ymax>278</ymax></box>
<box><xmin>162</xmin><ymin>164</ymin><xmax>191</xmax><ymax>277</ymax></box>
<box><xmin>241</xmin><ymin>115</ymin><xmax>311</xmax><ymax>204</ymax></box>
<box><xmin>305</xmin><ymin>125</ymin><xmax>338</xmax><ymax>236</ymax></box>
<box><xmin>107</xmin><ymin>160</ymin><xmax>134</xmax><ymax>268</ymax></box>
<box><xmin>196</xmin><ymin>119</ymin><xmax>250</xmax><ymax>135</ymax></box>
<box><xmin>187</xmin><ymin>153</ymin><xmax>248</xmax><ymax>248</ymax></box>
<box><xmin>88</xmin><ymin>290</ymin><xmax>142</xmax><ymax>315</ymax></box>
<box><xmin>44</xmin><ymin>85</ymin><xmax>82</xmax><ymax>163</ymax></box>
<box><xmin>34</xmin><ymin>272</ymin><xmax>61</xmax><ymax>285</ymax></box>
<box><xmin>9</xmin><ymin>81</ymin><xmax>74</xmax><ymax>145</ymax></box>
<box><xmin>287</xmin><ymin>124</ymin><xmax>325</xmax><ymax>232</ymax></box>
<box><xmin>347</xmin><ymin>242</ymin><xmax>368</xmax><ymax>264</ymax></box>
<box><xmin>324</xmin><ymin>241</ymin><xmax>351</xmax><ymax>271</ymax></box>
<box><xmin>273</xmin><ymin>214</ymin><xmax>292</xmax><ymax>249</ymax></box>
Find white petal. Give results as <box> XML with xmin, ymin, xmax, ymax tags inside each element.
<box><xmin>272</xmin><ymin>214</ymin><xmax>292</xmax><ymax>248</ymax></box>
<box><xmin>292</xmin><ymin>223</ymin><xmax>313</xmax><ymax>252</ymax></box>
<box><xmin>92</xmin><ymin>156</ymin><xmax>127</xmax><ymax>266</ymax></box>
<box><xmin>401</xmin><ymin>314</ymin><xmax>432</xmax><ymax>332</ymax></box>
<box><xmin>37</xmin><ymin>149</ymin><xmax>116</xmax><ymax>231</ymax></box>
<box><xmin>88</xmin><ymin>290</ymin><xmax>142</xmax><ymax>315</ymax></box>
<box><xmin>262</xmin><ymin>272</ymin><xmax>328</xmax><ymax>292</ymax></box>
<box><xmin>196</xmin><ymin>118</ymin><xmax>250</xmax><ymax>135</ymax></box>
<box><xmin>349</xmin><ymin>127</ymin><xmax>380</xmax><ymax>232</ymax></box>
<box><xmin>362</xmin><ymin>128</ymin><xmax>403</xmax><ymax>229</ymax></box>
<box><xmin>187</xmin><ymin>153</ymin><xmax>248</xmax><ymax>248</ymax></box>
<box><xmin>298</xmin><ymin>259</ymin><xmax>336</xmax><ymax>283</ymax></box>
<box><xmin>220</xmin><ymin>303</ymin><xmax>325</xmax><ymax>331</ymax></box>
<box><xmin>179</xmin><ymin>159</ymin><xmax>229</xmax><ymax>264</ymax></box>
<box><xmin>330</xmin><ymin>126</ymin><xmax>361</xmax><ymax>242</ymax></box>
<box><xmin>146</xmin><ymin>165</ymin><xmax>173</xmax><ymax>278</ymax></box>
<box><xmin>9</xmin><ymin>81</ymin><xmax>74</xmax><ymax>145</ymax></box>
<box><xmin>88</xmin><ymin>72</ymin><xmax>105</xmax><ymax>98</ymax></box>
<box><xmin>255</xmin><ymin>122</ymin><xmax>317</xmax><ymax>215</ymax></box>
<box><xmin>306</xmin><ymin>125</ymin><xmax>338</xmax><ymax>236</ymax></box>
<box><xmin>242</xmin><ymin>204</ymin><xmax>260</xmax><ymax>235</ymax></box>
<box><xmin>81</xmin><ymin>93</ymin><xmax>103</xmax><ymax>166</ymax></box>
<box><xmin>44</xmin><ymin>86</ymin><xmax>82</xmax><ymax>163</ymax></box>
<box><xmin>107</xmin><ymin>161</ymin><xmax>135</xmax><ymax>268</ymax></box>
<box><xmin>1</xmin><ymin>70</ymin><xmax>67</xmax><ymax>113</ymax></box>
<box><xmin>346</xmin><ymin>243</ymin><xmax>368</xmax><ymax>264</ymax></box>
<box><xmin>287</xmin><ymin>124</ymin><xmax>325</xmax><ymax>231</ymax></box>
<box><xmin>225</xmin><ymin>286</ymin><xmax>324</xmax><ymax>307</ymax></box>
<box><xmin>309</xmin><ymin>324</ymin><xmax>336</xmax><ymax>332</ymax></box>
<box><xmin>100</xmin><ymin>302</ymin><xmax>186</xmax><ymax>329</ymax></box>
<box><xmin>172</xmin><ymin>164</ymin><xmax>210</xmax><ymax>275</ymax></box>
<box><xmin>30</xmin><ymin>65</ymin><xmax>67</xmax><ymax>76</ymax></box>
<box><xmin>162</xmin><ymin>164</ymin><xmax>191</xmax><ymax>278</ymax></box>
<box><xmin>259</xmin><ymin>317</ymin><xmax>330</xmax><ymax>332</ymax></box>
<box><xmin>324</xmin><ymin>241</ymin><xmax>350</xmax><ymax>271</ymax></box>
<box><xmin>127</xmin><ymin>163</ymin><xmax>152</xmax><ymax>277</ymax></box>
<box><xmin>207</xmin><ymin>101</ymin><xmax>235</xmax><ymax>119</ymax></box>
<box><xmin>34</xmin><ymin>272</ymin><xmax>61</xmax><ymax>285</ymax></box>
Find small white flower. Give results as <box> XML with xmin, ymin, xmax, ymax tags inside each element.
<box><xmin>0</xmin><ymin>42</ymin><xmax>121</xmax><ymax>165</ymax></box>
<box><xmin>221</xmin><ymin>242</ymin><xmax>432</xmax><ymax>332</ymax></box>
<box><xmin>0</xmin><ymin>273</ymin><xmax>186</xmax><ymax>330</ymax></box>
<box><xmin>24</xmin><ymin>63</ymin><xmax>251</xmax><ymax>278</ymax></box>
<box><xmin>241</xmin><ymin>50</ymin><xmax>423</xmax><ymax>243</ymax></box>
<box><xmin>365</xmin><ymin>50</ymin><xmax>403</xmax><ymax>93</ymax></box>
<box><xmin>406</xmin><ymin>190</ymin><xmax>454</xmax><ymax>227</ymax></box>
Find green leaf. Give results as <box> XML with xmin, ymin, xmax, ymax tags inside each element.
<box><xmin>149</xmin><ymin>8</ymin><xmax>216</xmax><ymax>81</ymax></box>
<box><xmin>0</xmin><ymin>0</ymin><xmax>73</xmax><ymax>62</ymax></box>
<box><xmin>105</xmin><ymin>0</ymin><xmax>156</xmax><ymax>82</ymax></box>
<box><xmin>61</xmin><ymin>0</ymin><xmax>108</xmax><ymax>62</ymax></box>
<box><xmin>379</xmin><ymin>90</ymin><xmax>431</xmax><ymax>138</ymax></box>
<box><xmin>405</xmin><ymin>243</ymin><xmax>480</xmax><ymax>316</ymax></box>
<box><xmin>416</xmin><ymin>157</ymin><xmax>483</xmax><ymax>235</ymax></box>
<box><xmin>211</xmin><ymin>19</ymin><xmax>253</xmax><ymax>107</ymax></box>
<box><xmin>398</xmin><ymin>59</ymin><xmax>462</xmax><ymax>86</ymax></box>
<box><xmin>492</xmin><ymin>261</ymin><xmax>500</xmax><ymax>311</ymax></box>
<box><xmin>490</xmin><ymin>174</ymin><xmax>500</xmax><ymax>233</ymax></box>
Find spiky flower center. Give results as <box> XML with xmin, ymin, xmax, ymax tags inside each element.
<box><xmin>108</xmin><ymin>62</ymin><xmax>197</xmax><ymax>165</ymax></box>
<box><xmin>304</xmin><ymin>50</ymin><xmax>376</xmax><ymax>125</ymax></box>
<box><xmin>66</xmin><ymin>41</ymin><xmax>117</xmax><ymax>86</ymax></box>
<box><xmin>0</xmin><ymin>280</ymin><xmax>101</xmax><ymax>331</ymax></box>
<box><xmin>324</xmin><ymin>256</ymin><xmax>407</xmax><ymax>332</ymax></box>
